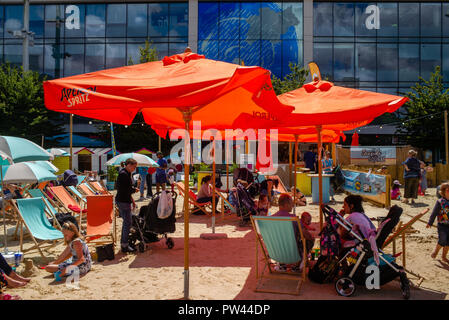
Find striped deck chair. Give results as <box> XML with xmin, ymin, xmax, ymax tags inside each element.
<box><xmin>67</xmin><ymin>185</ymin><xmax>86</xmax><ymax>204</ymax></box>
<box><xmin>77</xmin><ymin>175</ymin><xmax>87</xmax><ymax>186</ymax></box>
<box><xmin>27</xmin><ymin>189</ymin><xmax>61</xmax><ymax>228</ymax></box>
<box><xmin>12</xmin><ymin>198</ymin><xmax>64</xmax><ymax>258</ymax></box>
<box><xmin>88</xmin><ymin>181</ymin><xmax>109</xmax><ymax>195</ymax></box>
<box><xmin>48</xmin><ymin>186</ymin><xmax>87</xmax><ymax>227</ymax></box>
<box><xmin>85</xmin><ymin>195</ymin><xmax>116</xmax><ymax>247</ymax></box>
<box><xmin>251</xmin><ymin>215</ymin><xmax>307</xmax><ymax>295</ymax></box>
<box><xmin>175</xmin><ymin>182</ymin><xmax>212</xmax><ymax>216</ymax></box>
<box><xmin>79</xmin><ymin>183</ymin><xmax>96</xmax><ymax>196</ymax></box>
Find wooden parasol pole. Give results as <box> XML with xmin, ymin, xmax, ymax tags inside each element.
<box><xmin>212</xmin><ymin>137</ymin><xmax>216</xmax><ymax>233</ymax></box>
<box><xmin>289</xmin><ymin>142</ymin><xmax>292</xmax><ymax>188</ymax></box>
<box><xmin>317</xmin><ymin>125</ymin><xmax>323</xmax><ymax>229</ymax></box>
<box><xmin>293</xmin><ymin>135</ymin><xmax>298</xmax><ymax>214</ymax></box>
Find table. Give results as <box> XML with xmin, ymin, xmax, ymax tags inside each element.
<box><xmin>307</xmin><ymin>173</ymin><xmax>334</xmax><ymax>204</ymax></box>
<box><xmin>295</xmin><ymin>168</ymin><xmax>311</xmax><ymax>195</ymax></box>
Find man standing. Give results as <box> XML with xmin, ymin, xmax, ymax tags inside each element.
<box><xmin>115</xmin><ymin>158</ymin><xmax>138</xmax><ymax>253</ymax></box>
<box><xmin>155</xmin><ymin>151</ymin><xmax>168</xmax><ymax>193</ymax></box>
<box><xmin>304</xmin><ymin>145</ymin><xmax>316</xmax><ymax>172</ymax></box>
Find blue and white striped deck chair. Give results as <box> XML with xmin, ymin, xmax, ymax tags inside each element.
<box><xmin>27</xmin><ymin>189</ymin><xmax>61</xmax><ymax>225</ymax></box>
<box><xmin>13</xmin><ymin>198</ymin><xmax>64</xmax><ymax>258</ymax></box>
<box><xmin>250</xmin><ymin>215</ymin><xmax>307</xmax><ymax>295</ymax></box>
<box><xmin>77</xmin><ymin>175</ymin><xmax>87</xmax><ymax>186</ymax></box>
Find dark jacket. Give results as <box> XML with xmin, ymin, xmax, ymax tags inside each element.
<box><xmin>403</xmin><ymin>157</ymin><xmax>420</xmax><ymax>179</ymax></box>
<box><xmin>115</xmin><ymin>168</ymin><xmax>136</xmax><ymax>203</ymax></box>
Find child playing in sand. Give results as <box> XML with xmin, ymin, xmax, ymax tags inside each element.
<box><xmin>44</xmin><ymin>222</ymin><xmax>92</xmax><ymax>281</ymax></box>
<box><xmin>290</xmin><ymin>187</ymin><xmax>307</xmax><ymax>206</ymax></box>
<box><xmin>427</xmin><ymin>182</ymin><xmax>449</xmax><ymax>263</ymax></box>
<box><xmin>300</xmin><ymin>212</ymin><xmax>316</xmax><ymax>255</ymax></box>
<box><xmin>391</xmin><ymin>180</ymin><xmax>401</xmax><ymax>200</ymax></box>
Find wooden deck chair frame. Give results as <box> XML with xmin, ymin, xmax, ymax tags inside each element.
<box><xmin>265</xmin><ymin>175</ymin><xmax>288</xmax><ymax>205</ymax></box>
<box><xmin>175</xmin><ymin>182</ymin><xmax>213</xmax><ymax>217</ymax></box>
<box><xmin>48</xmin><ymin>186</ymin><xmax>86</xmax><ymax>228</ymax></box>
<box><xmin>88</xmin><ymin>180</ymin><xmax>110</xmax><ymax>195</ymax></box>
<box><xmin>25</xmin><ymin>189</ymin><xmax>63</xmax><ymax>230</ymax></box>
<box><xmin>11</xmin><ymin>199</ymin><xmax>64</xmax><ymax>258</ymax></box>
<box><xmin>84</xmin><ymin>195</ymin><xmax>116</xmax><ymax>247</ymax></box>
<box><xmin>214</xmin><ymin>189</ymin><xmax>238</xmax><ymax>221</ymax></box>
<box><xmin>78</xmin><ymin>183</ymin><xmax>96</xmax><ymax>196</ymax></box>
<box><xmin>67</xmin><ymin>185</ymin><xmax>86</xmax><ymax>205</ymax></box>
<box><xmin>250</xmin><ymin>215</ymin><xmax>308</xmax><ymax>295</ymax></box>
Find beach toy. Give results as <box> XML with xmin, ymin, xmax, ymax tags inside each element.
<box><xmin>54</xmin><ymin>271</ymin><xmax>62</xmax><ymax>282</ymax></box>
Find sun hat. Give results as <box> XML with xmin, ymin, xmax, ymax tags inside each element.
<box><xmin>393</xmin><ymin>180</ymin><xmax>401</xmax><ymax>185</ymax></box>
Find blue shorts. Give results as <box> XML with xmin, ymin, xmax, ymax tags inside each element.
<box><xmin>156</xmin><ymin>172</ymin><xmax>167</xmax><ymax>184</ymax></box>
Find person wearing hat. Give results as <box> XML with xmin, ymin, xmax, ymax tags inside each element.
<box><xmin>402</xmin><ymin>149</ymin><xmax>420</xmax><ymax>204</ymax></box>
<box><xmin>391</xmin><ymin>180</ymin><xmax>402</xmax><ymax>200</ymax></box>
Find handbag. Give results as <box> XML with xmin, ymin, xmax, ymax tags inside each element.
<box><xmin>95</xmin><ymin>243</ymin><xmax>115</xmax><ymax>262</ymax></box>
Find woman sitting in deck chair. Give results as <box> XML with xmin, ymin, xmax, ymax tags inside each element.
<box><xmin>196</xmin><ymin>175</ymin><xmax>219</xmax><ymax>214</ymax></box>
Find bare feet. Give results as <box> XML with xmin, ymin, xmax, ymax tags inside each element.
<box><xmin>442</xmin><ymin>258</ymin><xmax>449</xmax><ymax>264</ymax></box>
<box><xmin>11</xmin><ymin>272</ymin><xmax>31</xmax><ymax>283</ymax></box>
<box><xmin>7</xmin><ymin>278</ymin><xmax>27</xmax><ymax>288</ymax></box>
<box><xmin>431</xmin><ymin>252</ymin><xmax>437</xmax><ymax>259</ymax></box>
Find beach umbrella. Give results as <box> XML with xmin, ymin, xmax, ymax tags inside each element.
<box><xmin>43</xmin><ymin>50</ymin><xmax>293</xmax><ymax>299</ymax></box>
<box><xmin>2</xmin><ymin>163</ymin><xmax>57</xmax><ymax>184</ymax></box>
<box><xmin>29</xmin><ymin>160</ymin><xmax>58</xmax><ymax>173</ymax></box>
<box><xmin>106</xmin><ymin>153</ymin><xmax>159</xmax><ymax>167</ymax></box>
<box><xmin>46</xmin><ymin>148</ymin><xmax>70</xmax><ymax>157</ymax></box>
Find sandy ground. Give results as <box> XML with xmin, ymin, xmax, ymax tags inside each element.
<box><xmin>1</xmin><ymin>187</ymin><xmax>448</xmax><ymax>300</ymax></box>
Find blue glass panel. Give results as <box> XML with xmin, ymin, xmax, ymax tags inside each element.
<box><xmin>421</xmin><ymin>44</ymin><xmax>441</xmax><ymax>80</ymax></box>
<box><xmin>105</xmin><ymin>43</ymin><xmax>126</xmax><ymax>68</ymax></box>
<box><xmin>240</xmin><ymin>2</ymin><xmax>260</xmax><ymax>40</ymax></box>
<box><xmin>198</xmin><ymin>2</ymin><xmax>218</xmax><ymax>41</ymax></box>
<box><xmin>378</xmin><ymin>3</ymin><xmax>397</xmax><ymax>37</ymax></box>
<box><xmin>65</xmin><ymin>4</ymin><xmax>85</xmax><ymax>38</ymax></box>
<box><xmin>218</xmin><ymin>40</ymin><xmax>239</xmax><ymax>64</ymax></box>
<box><xmin>4</xmin><ymin>44</ymin><xmax>21</xmax><ymax>66</ymax></box>
<box><xmin>86</xmin><ymin>4</ymin><xmax>105</xmax><ymax>37</ymax></box>
<box><xmin>240</xmin><ymin>39</ymin><xmax>260</xmax><ymax>66</ymax></box>
<box><xmin>85</xmin><ymin>44</ymin><xmax>105</xmax><ymax>73</ymax></box>
<box><xmin>282</xmin><ymin>2</ymin><xmax>302</xmax><ymax>40</ymax></box>
<box><xmin>313</xmin><ymin>43</ymin><xmax>333</xmax><ymax>81</ymax></box>
<box><xmin>261</xmin><ymin>40</ymin><xmax>282</xmax><ymax>78</ymax></box>
<box><xmin>356</xmin><ymin>43</ymin><xmax>376</xmax><ymax>81</ymax></box>
<box><xmin>399</xmin><ymin>44</ymin><xmax>419</xmax><ymax>82</ymax></box>
<box><xmin>282</xmin><ymin>39</ymin><xmax>301</xmax><ymax>76</ymax></box>
<box><xmin>64</xmin><ymin>44</ymin><xmax>84</xmax><ymax>76</ymax></box>
<box><xmin>314</xmin><ymin>2</ymin><xmax>332</xmax><ymax>37</ymax></box>
<box><xmin>126</xmin><ymin>43</ymin><xmax>141</xmax><ymax>65</ymax></box>
<box><xmin>219</xmin><ymin>2</ymin><xmax>240</xmax><ymax>40</ymax></box>
<box><xmin>377</xmin><ymin>44</ymin><xmax>397</xmax><ymax>82</ymax></box>
<box><xmin>148</xmin><ymin>3</ymin><xmax>168</xmax><ymax>38</ymax></box>
<box><xmin>106</xmin><ymin>4</ymin><xmax>126</xmax><ymax>37</ymax></box>
<box><xmin>169</xmin><ymin>3</ymin><xmax>188</xmax><ymax>38</ymax></box>
<box><xmin>29</xmin><ymin>44</ymin><xmax>43</xmax><ymax>73</ymax></box>
<box><xmin>444</xmin><ymin>4</ymin><xmax>449</xmax><ymax>38</ymax></box>
<box><xmin>153</xmin><ymin>43</ymin><xmax>168</xmax><ymax>60</ymax></box>
<box><xmin>355</xmin><ymin>3</ymin><xmax>376</xmax><ymax>37</ymax></box>
<box><xmin>45</xmin><ymin>5</ymin><xmax>64</xmax><ymax>39</ymax></box>
<box><xmin>399</xmin><ymin>3</ymin><xmax>419</xmax><ymax>37</ymax></box>
<box><xmin>198</xmin><ymin>40</ymin><xmax>219</xmax><ymax>60</ymax></box>
<box><xmin>443</xmin><ymin>45</ymin><xmax>449</xmax><ymax>83</ymax></box>
<box><xmin>0</xmin><ymin>7</ymin><xmax>4</xmax><ymax>39</ymax></box>
<box><xmin>5</xmin><ymin>6</ymin><xmax>23</xmax><ymax>39</ymax></box>
<box><xmin>334</xmin><ymin>43</ymin><xmax>354</xmax><ymax>81</ymax></box>
<box><xmin>30</xmin><ymin>5</ymin><xmax>44</xmax><ymax>38</ymax></box>
<box><xmin>261</xmin><ymin>3</ymin><xmax>282</xmax><ymax>40</ymax></box>
<box><xmin>44</xmin><ymin>44</ymin><xmax>63</xmax><ymax>79</ymax></box>
<box><xmin>334</xmin><ymin>3</ymin><xmax>354</xmax><ymax>37</ymax></box>
<box><xmin>169</xmin><ymin>42</ymin><xmax>188</xmax><ymax>56</ymax></box>
<box><xmin>128</xmin><ymin>4</ymin><xmax>147</xmax><ymax>37</ymax></box>
<box><xmin>421</xmin><ymin>3</ymin><xmax>441</xmax><ymax>37</ymax></box>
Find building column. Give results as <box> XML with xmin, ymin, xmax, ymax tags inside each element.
<box><xmin>303</xmin><ymin>0</ymin><xmax>314</xmax><ymax>78</ymax></box>
<box><xmin>188</xmin><ymin>0</ymin><xmax>198</xmax><ymax>53</ymax></box>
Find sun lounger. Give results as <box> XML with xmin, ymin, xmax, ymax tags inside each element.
<box><xmin>175</xmin><ymin>182</ymin><xmax>212</xmax><ymax>216</ymax></box>
<box><xmin>77</xmin><ymin>175</ymin><xmax>87</xmax><ymax>186</ymax></box>
<box><xmin>48</xmin><ymin>186</ymin><xmax>87</xmax><ymax>227</ymax></box>
<box><xmin>88</xmin><ymin>181</ymin><xmax>110</xmax><ymax>195</ymax></box>
<box><xmin>67</xmin><ymin>185</ymin><xmax>86</xmax><ymax>204</ymax></box>
<box><xmin>79</xmin><ymin>183</ymin><xmax>96</xmax><ymax>196</ymax></box>
<box><xmin>27</xmin><ymin>189</ymin><xmax>61</xmax><ymax>228</ymax></box>
<box><xmin>250</xmin><ymin>215</ymin><xmax>307</xmax><ymax>295</ymax></box>
<box><xmin>12</xmin><ymin>198</ymin><xmax>64</xmax><ymax>258</ymax></box>
<box><xmin>85</xmin><ymin>194</ymin><xmax>116</xmax><ymax>247</ymax></box>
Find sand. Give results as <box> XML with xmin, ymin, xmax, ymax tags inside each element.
<box><xmin>1</xmin><ymin>187</ymin><xmax>448</xmax><ymax>300</ymax></box>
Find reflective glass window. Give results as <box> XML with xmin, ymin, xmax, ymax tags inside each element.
<box><xmin>377</xmin><ymin>44</ymin><xmax>397</xmax><ymax>81</ymax></box>
<box><xmin>218</xmin><ymin>40</ymin><xmax>240</xmax><ymax>63</ymax></box>
<box><xmin>106</xmin><ymin>43</ymin><xmax>126</xmax><ymax>68</ymax></box>
<box><xmin>377</xmin><ymin>3</ymin><xmax>397</xmax><ymax>37</ymax></box>
<box><xmin>355</xmin><ymin>3</ymin><xmax>376</xmax><ymax>37</ymax></box>
<box><xmin>219</xmin><ymin>2</ymin><xmax>240</xmax><ymax>40</ymax></box>
<box><xmin>261</xmin><ymin>39</ymin><xmax>282</xmax><ymax>77</ymax></box>
<box><xmin>356</xmin><ymin>43</ymin><xmax>376</xmax><ymax>81</ymax></box>
<box><xmin>399</xmin><ymin>3</ymin><xmax>419</xmax><ymax>37</ymax></box>
<box><xmin>85</xmin><ymin>44</ymin><xmax>105</xmax><ymax>73</ymax></box>
<box><xmin>421</xmin><ymin>3</ymin><xmax>441</xmax><ymax>37</ymax></box>
<box><xmin>128</xmin><ymin>4</ymin><xmax>147</xmax><ymax>37</ymax></box>
<box><xmin>443</xmin><ymin>44</ymin><xmax>449</xmax><ymax>83</ymax></box>
<box><xmin>30</xmin><ymin>5</ymin><xmax>44</xmax><ymax>38</ymax></box>
<box><xmin>334</xmin><ymin>43</ymin><xmax>354</xmax><ymax>81</ymax></box>
<box><xmin>334</xmin><ymin>3</ymin><xmax>354</xmax><ymax>37</ymax></box>
<box><xmin>169</xmin><ymin>3</ymin><xmax>188</xmax><ymax>38</ymax></box>
<box><xmin>153</xmin><ymin>43</ymin><xmax>168</xmax><ymax>60</ymax></box>
<box><xmin>148</xmin><ymin>3</ymin><xmax>169</xmax><ymax>38</ymax></box>
<box><xmin>45</xmin><ymin>5</ymin><xmax>64</xmax><ymax>39</ymax></box>
<box><xmin>282</xmin><ymin>2</ymin><xmax>302</xmax><ymax>40</ymax></box>
<box><xmin>126</xmin><ymin>43</ymin><xmax>141</xmax><ymax>65</ymax></box>
<box><xmin>399</xmin><ymin>44</ymin><xmax>419</xmax><ymax>82</ymax></box>
<box><xmin>29</xmin><ymin>44</ymin><xmax>43</xmax><ymax>74</ymax></box>
<box><xmin>106</xmin><ymin>4</ymin><xmax>126</xmax><ymax>37</ymax></box>
<box><xmin>64</xmin><ymin>44</ymin><xmax>84</xmax><ymax>76</ymax></box>
<box><xmin>241</xmin><ymin>39</ymin><xmax>260</xmax><ymax>65</ymax></box>
<box><xmin>64</xmin><ymin>4</ymin><xmax>85</xmax><ymax>38</ymax></box>
<box><xmin>241</xmin><ymin>2</ymin><xmax>260</xmax><ymax>41</ymax></box>
<box><xmin>314</xmin><ymin>2</ymin><xmax>332</xmax><ymax>37</ymax></box>
<box><xmin>44</xmin><ymin>44</ymin><xmax>63</xmax><ymax>79</ymax></box>
<box><xmin>86</xmin><ymin>4</ymin><xmax>105</xmax><ymax>38</ymax></box>
<box><xmin>198</xmin><ymin>40</ymin><xmax>218</xmax><ymax>60</ymax></box>
<box><xmin>262</xmin><ymin>3</ymin><xmax>282</xmax><ymax>40</ymax></box>
<box><xmin>421</xmin><ymin>44</ymin><xmax>441</xmax><ymax>80</ymax></box>
<box><xmin>0</xmin><ymin>7</ymin><xmax>4</xmax><ymax>39</ymax></box>
<box><xmin>4</xmin><ymin>45</ymin><xmax>21</xmax><ymax>67</ymax></box>
<box><xmin>198</xmin><ymin>2</ymin><xmax>218</xmax><ymax>40</ymax></box>
<box><xmin>5</xmin><ymin>6</ymin><xmax>23</xmax><ymax>39</ymax></box>
<box><xmin>313</xmin><ymin>43</ymin><xmax>333</xmax><ymax>80</ymax></box>
<box><xmin>444</xmin><ymin>4</ymin><xmax>449</xmax><ymax>38</ymax></box>
<box><xmin>169</xmin><ymin>42</ymin><xmax>188</xmax><ymax>56</ymax></box>
<box><xmin>282</xmin><ymin>40</ymin><xmax>302</xmax><ymax>76</ymax></box>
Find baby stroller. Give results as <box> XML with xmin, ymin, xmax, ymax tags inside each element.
<box><xmin>330</xmin><ymin>165</ymin><xmax>345</xmax><ymax>192</ymax></box>
<box><xmin>233</xmin><ymin>167</ymin><xmax>260</xmax><ymax>198</ymax></box>
<box><xmin>230</xmin><ymin>183</ymin><xmax>256</xmax><ymax>226</ymax></box>
<box><xmin>320</xmin><ymin>205</ymin><xmax>411</xmax><ymax>299</ymax></box>
<box><xmin>128</xmin><ymin>191</ymin><xmax>177</xmax><ymax>253</ymax></box>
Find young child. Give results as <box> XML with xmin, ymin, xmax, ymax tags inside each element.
<box><xmin>427</xmin><ymin>182</ymin><xmax>449</xmax><ymax>263</ymax></box>
<box><xmin>290</xmin><ymin>187</ymin><xmax>307</xmax><ymax>206</ymax></box>
<box><xmin>300</xmin><ymin>212</ymin><xmax>315</xmax><ymax>255</ymax></box>
<box><xmin>254</xmin><ymin>194</ymin><xmax>270</xmax><ymax>216</ymax></box>
<box><xmin>391</xmin><ymin>180</ymin><xmax>401</xmax><ymax>200</ymax></box>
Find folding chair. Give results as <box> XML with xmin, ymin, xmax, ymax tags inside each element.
<box><xmin>67</xmin><ymin>185</ymin><xmax>86</xmax><ymax>204</ymax></box>
<box><xmin>85</xmin><ymin>194</ymin><xmax>116</xmax><ymax>247</ymax></box>
<box><xmin>79</xmin><ymin>183</ymin><xmax>96</xmax><ymax>196</ymax></box>
<box><xmin>175</xmin><ymin>182</ymin><xmax>212</xmax><ymax>216</ymax></box>
<box><xmin>27</xmin><ymin>189</ymin><xmax>62</xmax><ymax>229</ymax></box>
<box><xmin>88</xmin><ymin>181</ymin><xmax>110</xmax><ymax>195</ymax></box>
<box><xmin>12</xmin><ymin>198</ymin><xmax>64</xmax><ymax>258</ymax></box>
<box><xmin>250</xmin><ymin>215</ymin><xmax>307</xmax><ymax>295</ymax></box>
<box><xmin>266</xmin><ymin>175</ymin><xmax>288</xmax><ymax>206</ymax></box>
<box><xmin>77</xmin><ymin>175</ymin><xmax>87</xmax><ymax>186</ymax></box>
<box><xmin>48</xmin><ymin>186</ymin><xmax>87</xmax><ymax>227</ymax></box>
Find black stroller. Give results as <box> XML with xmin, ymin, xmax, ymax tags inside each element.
<box><xmin>128</xmin><ymin>191</ymin><xmax>177</xmax><ymax>253</ymax></box>
<box><xmin>320</xmin><ymin>205</ymin><xmax>411</xmax><ymax>299</ymax></box>
<box><xmin>229</xmin><ymin>183</ymin><xmax>256</xmax><ymax>226</ymax></box>
<box><xmin>233</xmin><ymin>167</ymin><xmax>260</xmax><ymax>198</ymax></box>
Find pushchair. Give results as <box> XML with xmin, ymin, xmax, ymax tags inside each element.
<box><xmin>229</xmin><ymin>183</ymin><xmax>257</xmax><ymax>226</ymax></box>
<box><xmin>128</xmin><ymin>191</ymin><xmax>177</xmax><ymax>253</ymax></box>
<box><xmin>319</xmin><ymin>205</ymin><xmax>411</xmax><ymax>299</ymax></box>
<box><xmin>330</xmin><ymin>165</ymin><xmax>345</xmax><ymax>192</ymax></box>
<box><xmin>233</xmin><ymin>167</ymin><xmax>260</xmax><ymax>198</ymax></box>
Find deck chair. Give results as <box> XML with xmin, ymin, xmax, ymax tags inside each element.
<box><xmin>175</xmin><ymin>182</ymin><xmax>212</xmax><ymax>216</ymax></box>
<box><xmin>85</xmin><ymin>194</ymin><xmax>116</xmax><ymax>247</ymax></box>
<box><xmin>48</xmin><ymin>186</ymin><xmax>87</xmax><ymax>227</ymax></box>
<box><xmin>67</xmin><ymin>185</ymin><xmax>86</xmax><ymax>204</ymax></box>
<box><xmin>79</xmin><ymin>183</ymin><xmax>96</xmax><ymax>196</ymax></box>
<box><xmin>88</xmin><ymin>181</ymin><xmax>110</xmax><ymax>195</ymax></box>
<box><xmin>266</xmin><ymin>175</ymin><xmax>288</xmax><ymax>205</ymax></box>
<box><xmin>77</xmin><ymin>175</ymin><xmax>87</xmax><ymax>186</ymax></box>
<box><xmin>13</xmin><ymin>198</ymin><xmax>64</xmax><ymax>258</ymax></box>
<box><xmin>250</xmin><ymin>215</ymin><xmax>307</xmax><ymax>295</ymax></box>
<box><xmin>27</xmin><ymin>189</ymin><xmax>61</xmax><ymax>228</ymax></box>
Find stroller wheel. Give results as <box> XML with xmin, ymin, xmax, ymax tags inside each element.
<box><xmin>399</xmin><ymin>272</ymin><xmax>411</xmax><ymax>300</ymax></box>
<box><xmin>166</xmin><ymin>237</ymin><xmax>174</xmax><ymax>249</ymax></box>
<box><xmin>138</xmin><ymin>242</ymin><xmax>145</xmax><ymax>253</ymax></box>
<box><xmin>335</xmin><ymin>277</ymin><xmax>356</xmax><ymax>297</ymax></box>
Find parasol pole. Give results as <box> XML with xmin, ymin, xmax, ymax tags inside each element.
<box><xmin>293</xmin><ymin>135</ymin><xmax>298</xmax><ymax>214</ymax></box>
<box><xmin>288</xmin><ymin>142</ymin><xmax>292</xmax><ymax>188</ymax></box>
<box><xmin>212</xmin><ymin>137</ymin><xmax>216</xmax><ymax>233</ymax></box>
<box><xmin>317</xmin><ymin>125</ymin><xmax>323</xmax><ymax>229</ymax></box>
<box><xmin>1</xmin><ymin>163</ymin><xmax>6</xmax><ymax>252</ymax></box>
<box><xmin>69</xmin><ymin>113</ymin><xmax>73</xmax><ymax>170</ymax></box>
<box><xmin>182</xmin><ymin>110</ymin><xmax>192</xmax><ymax>300</ymax></box>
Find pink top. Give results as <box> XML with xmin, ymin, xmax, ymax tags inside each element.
<box><xmin>197</xmin><ymin>182</ymin><xmax>212</xmax><ymax>199</ymax></box>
